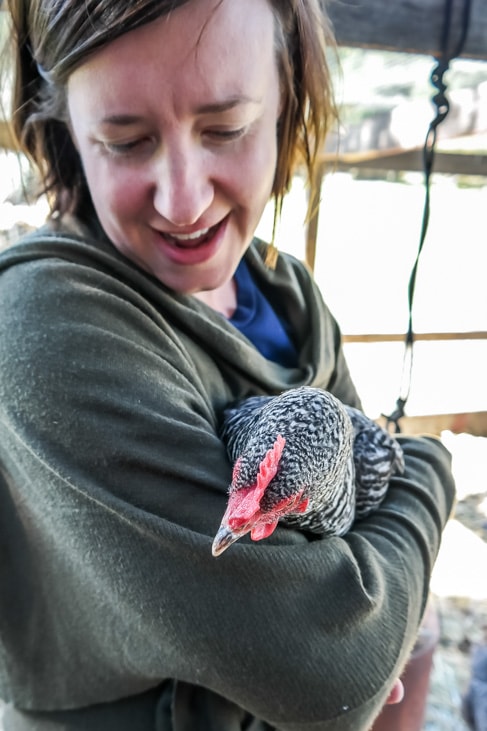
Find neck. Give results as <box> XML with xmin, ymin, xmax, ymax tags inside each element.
<box><xmin>193</xmin><ymin>278</ymin><xmax>237</xmax><ymax>318</ymax></box>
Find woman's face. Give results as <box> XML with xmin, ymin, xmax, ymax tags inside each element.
<box><xmin>67</xmin><ymin>0</ymin><xmax>281</xmax><ymax>295</ymax></box>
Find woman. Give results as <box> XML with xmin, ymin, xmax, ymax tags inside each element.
<box><xmin>0</xmin><ymin>1</ymin><xmax>455</xmax><ymax>729</ymax></box>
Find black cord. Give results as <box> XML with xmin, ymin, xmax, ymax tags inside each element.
<box><xmin>384</xmin><ymin>0</ymin><xmax>472</xmax><ymax>433</ymax></box>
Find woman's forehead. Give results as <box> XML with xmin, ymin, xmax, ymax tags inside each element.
<box><xmin>76</xmin><ymin>0</ymin><xmax>275</xmax><ymax>69</ymax></box>
<box><xmin>67</xmin><ymin>0</ymin><xmax>278</xmax><ymax>112</ymax></box>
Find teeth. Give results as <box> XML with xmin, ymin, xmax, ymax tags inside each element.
<box><xmin>169</xmin><ymin>226</ymin><xmax>211</xmax><ymax>241</ymax></box>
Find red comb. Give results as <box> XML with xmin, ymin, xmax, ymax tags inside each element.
<box><xmin>226</xmin><ymin>435</ymin><xmax>286</xmax><ymax>527</ymax></box>
<box><xmin>256</xmin><ymin>435</ymin><xmax>285</xmax><ymax>492</ymax></box>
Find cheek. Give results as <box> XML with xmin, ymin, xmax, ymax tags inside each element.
<box><xmin>253</xmin><ymin>119</ymin><xmax>279</xmax><ymax>188</ymax></box>
<box><xmin>233</xmin><ymin>131</ymin><xmax>278</xmax><ymax>205</ymax></box>
<box><xmin>86</xmin><ymin>163</ymin><xmax>147</xmax><ymax>226</ymax></box>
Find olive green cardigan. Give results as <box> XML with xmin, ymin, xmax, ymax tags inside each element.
<box><xmin>0</xmin><ymin>221</ymin><xmax>455</xmax><ymax>730</ymax></box>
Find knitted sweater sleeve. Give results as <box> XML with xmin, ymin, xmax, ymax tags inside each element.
<box><xmin>0</xmin><ymin>242</ymin><xmax>455</xmax><ymax>731</ymax></box>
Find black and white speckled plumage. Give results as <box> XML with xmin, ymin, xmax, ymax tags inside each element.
<box><xmin>219</xmin><ymin>386</ymin><xmax>404</xmax><ymax>538</ymax></box>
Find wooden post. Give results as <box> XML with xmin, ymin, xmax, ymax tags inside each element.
<box><xmin>305</xmin><ymin>159</ymin><xmax>328</xmax><ymax>272</ymax></box>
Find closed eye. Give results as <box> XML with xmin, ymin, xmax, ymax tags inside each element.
<box><xmin>101</xmin><ymin>137</ymin><xmax>154</xmax><ymax>157</ymax></box>
<box><xmin>205</xmin><ymin>127</ymin><xmax>247</xmax><ymax>142</ymax></box>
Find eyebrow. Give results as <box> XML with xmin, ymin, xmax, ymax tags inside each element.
<box><xmin>195</xmin><ymin>96</ymin><xmax>262</xmax><ymax>114</ymax></box>
<box><xmin>99</xmin><ymin>96</ymin><xmax>262</xmax><ymax>126</ymax></box>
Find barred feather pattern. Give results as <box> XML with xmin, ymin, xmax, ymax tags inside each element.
<box><xmin>345</xmin><ymin>405</ymin><xmax>405</xmax><ymax>519</ymax></box>
<box><xmin>220</xmin><ymin>387</ymin><xmax>404</xmax><ymax>537</ymax></box>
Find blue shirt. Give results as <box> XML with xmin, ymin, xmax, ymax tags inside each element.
<box><xmin>230</xmin><ymin>259</ymin><xmax>298</xmax><ymax>368</ymax></box>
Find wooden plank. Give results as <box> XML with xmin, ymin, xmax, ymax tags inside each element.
<box><xmin>321</xmin><ymin>148</ymin><xmax>487</xmax><ymax>177</ymax></box>
<box><xmin>377</xmin><ymin>411</ymin><xmax>487</xmax><ymax>437</ymax></box>
<box><xmin>342</xmin><ymin>331</ymin><xmax>487</xmax><ymax>343</ymax></box>
<box><xmin>328</xmin><ymin>0</ymin><xmax>487</xmax><ymax>60</ymax></box>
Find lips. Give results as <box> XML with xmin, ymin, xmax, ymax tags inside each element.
<box><xmin>165</xmin><ymin>223</ymin><xmax>216</xmax><ymax>248</ymax></box>
<box><xmin>153</xmin><ymin>217</ymin><xmax>227</xmax><ymax>265</ymax></box>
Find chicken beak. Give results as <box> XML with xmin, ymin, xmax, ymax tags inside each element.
<box><xmin>211</xmin><ymin>524</ymin><xmax>245</xmax><ymax>557</ymax></box>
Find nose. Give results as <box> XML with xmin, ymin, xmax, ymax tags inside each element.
<box><xmin>152</xmin><ymin>141</ymin><xmax>214</xmax><ymax>226</ymax></box>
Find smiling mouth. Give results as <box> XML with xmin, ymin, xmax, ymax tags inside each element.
<box><xmin>164</xmin><ymin>221</ymin><xmax>221</xmax><ymax>248</ymax></box>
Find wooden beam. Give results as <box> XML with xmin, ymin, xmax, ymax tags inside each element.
<box><xmin>342</xmin><ymin>331</ymin><xmax>487</xmax><ymax>343</ymax></box>
<box><xmin>327</xmin><ymin>0</ymin><xmax>487</xmax><ymax>60</ymax></box>
<box><xmin>305</xmin><ymin>159</ymin><xmax>328</xmax><ymax>272</ymax></box>
<box><xmin>377</xmin><ymin>411</ymin><xmax>487</xmax><ymax>437</ymax></box>
<box><xmin>322</xmin><ymin>148</ymin><xmax>487</xmax><ymax>176</ymax></box>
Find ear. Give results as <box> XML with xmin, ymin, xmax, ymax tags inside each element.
<box><xmin>295</xmin><ymin>495</ymin><xmax>309</xmax><ymax>514</ymax></box>
<box><xmin>251</xmin><ymin>518</ymin><xmax>279</xmax><ymax>541</ymax></box>
<box><xmin>272</xmin><ymin>490</ymin><xmax>308</xmax><ymax>515</ymax></box>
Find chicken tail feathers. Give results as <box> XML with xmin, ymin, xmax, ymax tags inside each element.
<box><xmin>345</xmin><ymin>406</ymin><xmax>405</xmax><ymax>519</ymax></box>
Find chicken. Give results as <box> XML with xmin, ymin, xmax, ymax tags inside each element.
<box><xmin>212</xmin><ymin>386</ymin><xmax>404</xmax><ymax>556</ymax></box>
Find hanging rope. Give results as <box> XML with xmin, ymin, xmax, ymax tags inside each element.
<box><xmin>384</xmin><ymin>0</ymin><xmax>472</xmax><ymax>433</ymax></box>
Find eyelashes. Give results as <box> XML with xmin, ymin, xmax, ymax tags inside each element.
<box><xmin>99</xmin><ymin>125</ymin><xmax>250</xmax><ymax>159</ymax></box>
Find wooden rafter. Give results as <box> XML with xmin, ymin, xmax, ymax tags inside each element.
<box><xmin>327</xmin><ymin>0</ymin><xmax>487</xmax><ymax>61</ymax></box>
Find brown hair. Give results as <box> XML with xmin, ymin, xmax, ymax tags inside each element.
<box><xmin>4</xmin><ymin>0</ymin><xmax>336</xmax><ymax>223</ymax></box>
